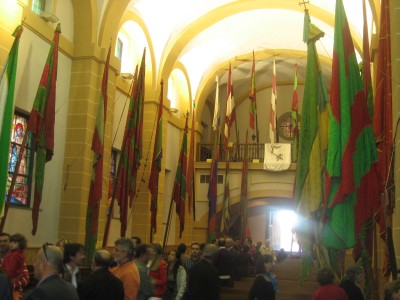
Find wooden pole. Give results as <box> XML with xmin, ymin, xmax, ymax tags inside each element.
<box><xmin>162</xmin><ymin>196</ymin><xmax>174</xmax><ymax>253</ymax></box>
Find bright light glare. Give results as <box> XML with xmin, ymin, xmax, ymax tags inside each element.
<box><xmin>276</xmin><ymin>210</ymin><xmax>299</xmax><ymax>253</ymax></box>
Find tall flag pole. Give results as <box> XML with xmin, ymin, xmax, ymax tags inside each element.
<box><xmin>208</xmin><ymin>77</ymin><xmax>220</xmax><ymax>242</ymax></box>
<box><xmin>28</xmin><ymin>24</ymin><xmax>61</xmax><ymax>235</ymax></box>
<box><xmin>362</xmin><ymin>0</ymin><xmax>373</xmax><ymax>120</ymax></box>
<box><xmin>220</xmin><ymin>158</ymin><xmax>230</xmax><ymax>234</ymax></box>
<box><xmin>149</xmin><ymin>80</ymin><xmax>163</xmax><ymax>236</ymax></box>
<box><xmin>249</xmin><ymin>51</ymin><xmax>259</xmax><ymax>144</ymax></box>
<box><xmin>373</xmin><ymin>0</ymin><xmax>396</xmax><ymax>279</ymax></box>
<box><xmin>212</xmin><ymin>76</ymin><xmax>220</xmax><ymax>132</ymax></box>
<box><xmin>186</xmin><ymin>99</ymin><xmax>196</xmax><ymax>219</ymax></box>
<box><xmin>269</xmin><ymin>59</ymin><xmax>277</xmax><ymax>145</ymax></box>
<box><xmin>130</xmin><ymin>48</ymin><xmax>146</xmax><ymax>209</ymax></box>
<box><xmin>224</xmin><ymin>64</ymin><xmax>235</xmax><ymax>150</ymax></box>
<box><xmin>291</xmin><ymin>64</ymin><xmax>299</xmax><ymax>162</ymax></box>
<box><xmin>84</xmin><ymin>45</ymin><xmax>110</xmax><ymax>265</ymax></box>
<box><xmin>323</xmin><ymin>0</ymin><xmax>379</xmax><ymax>274</ymax></box>
<box><xmin>221</xmin><ymin>66</ymin><xmax>235</xmax><ymax>234</ymax></box>
<box><xmin>114</xmin><ymin>48</ymin><xmax>146</xmax><ymax>237</ymax></box>
<box><xmin>0</xmin><ymin>24</ymin><xmax>23</xmax><ymax>220</ymax></box>
<box><xmin>173</xmin><ymin>115</ymin><xmax>188</xmax><ymax>238</ymax></box>
<box><xmin>102</xmin><ymin>65</ymin><xmax>138</xmax><ymax>245</ymax></box>
<box><xmin>239</xmin><ymin>131</ymin><xmax>249</xmax><ymax>243</ymax></box>
<box><xmin>295</xmin><ymin>10</ymin><xmax>329</xmax><ymax>283</ymax></box>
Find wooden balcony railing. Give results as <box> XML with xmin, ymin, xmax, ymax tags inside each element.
<box><xmin>198</xmin><ymin>143</ymin><xmax>267</xmax><ymax>162</ymax></box>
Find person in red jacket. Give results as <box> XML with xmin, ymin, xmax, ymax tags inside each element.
<box><xmin>1</xmin><ymin>233</ymin><xmax>29</xmax><ymax>300</ymax></box>
<box><xmin>312</xmin><ymin>267</ymin><xmax>349</xmax><ymax>300</ymax></box>
<box><xmin>149</xmin><ymin>243</ymin><xmax>167</xmax><ymax>300</ymax></box>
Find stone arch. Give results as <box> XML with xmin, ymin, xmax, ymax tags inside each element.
<box><xmin>157</xmin><ymin>0</ymin><xmax>357</xmax><ymax>98</ymax></box>
<box><xmin>71</xmin><ymin>0</ymin><xmax>97</xmax><ymax>44</ymax></box>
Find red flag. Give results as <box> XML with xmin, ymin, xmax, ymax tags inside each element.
<box><xmin>249</xmin><ymin>51</ymin><xmax>257</xmax><ymax>131</ymax></box>
<box><xmin>224</xmin><ymin>64</ymin><xmax>235</xmax><ymax>150</ymax></box>
<box><xmin>240</xmin><ymin>131</ymin><xmax>249</xmax><ymax>243</ymax></box>
<box><xmin>373</xmin><ymin>0</ymin><xmax>395</xmax><ymax>277</ymax></box>
<box><xmin>28</xmin><ymin>24</ymin><xmax>61</xmax><ymax>235</ymax></box>
<box><xmin>186</xmin><ymin>99</ymin><xmax>196</xmax><ymax>218</ymax></box>
<box><xmin>149</xmin><ymin>80</ymin><xmax>164</xmax><ymax>234</ymax></box>
<box><xmin>115</xmin><ymin>47</ymin><xmax>146</xmax><ymax>237</ymax></box>
<box><xmin>269</xmin><ymin>59</ymin><xmax>277</xmax><ymax>145</ymax></box>
<box><xmin>84</xmin><ymin>45</ymin><xmax>110</xmax><ymax>264</ymax></box>
<box><xmin>172</xmin><ymin>117</ymin><xmax>188</xmax><ymax>238</ymax></box>
<box><xmin>291</xmin><ymin>64</ymin><xmax>299</xmax><ymax>162</ymax></box>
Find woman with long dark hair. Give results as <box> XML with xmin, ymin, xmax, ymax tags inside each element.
<box><xmin>163</xmin><ymin>250</ymin><xmax>187</xmax><ymax>300</ymax></box>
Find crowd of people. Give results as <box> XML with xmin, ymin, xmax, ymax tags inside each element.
<box><xmin>0</xmin><ymin>232</ymin><xmax>399</xmax><ymax>300</ymax></box>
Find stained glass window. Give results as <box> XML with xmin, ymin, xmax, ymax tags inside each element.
<box><xmin>32</xmin><ymin>0</ymin><xmax>46</xmax><ymax>15</ymax></box>
<box><xmin>6</xmin><ymin>112</ymin><xmax>34</xmax><ymax>207</ymax></box>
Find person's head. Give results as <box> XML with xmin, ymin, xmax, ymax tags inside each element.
<box><xmin>202</xmin><ymin>244</ymin><xmax>218</xmax><ymax>260</ymax></box>
<box><xmin>177</xmin><ymin>243</ymin><xmax>187</xmax><ymax>255</ymax></box>
<box><xmin>9</xmin><ymin>233</ymin><xmax>27</xmax><ymax>251</ymax></box>
<box><xmin>63</xmin><ymin>243</ymin><xmax>85</xmax><ymax>267</ymax></box>
<box><xmin>114</xmin><ymin>238</ymin><xmax>135</xmax><ymax>264</ymax></box>
<box><xmin>92</xmin><ymin>249</ymin><xmax>113</xmax><ymax>270</ymax></box>
<box><xmin>265</xmin><ymin>239</ymin><xmax>270</xmax><ymax>246</ymax></box>
<box><xmin>190</xmin><ymin>242</ymin><xmax>201</xmax><ymax>259</ymax></box>
<box><xmin>0</xmin><ymin>233</ymin><xmax>10</xmax><ymax>254</ymax></box>
<box><xmin>225</xmin><ymin>238</ymin><xmax>234</xmax><ymax>249</ymax></box>
<box><xmin>150</xmin><ymin>243</ymin><xmax>163</xmax><ymax>259</ymax></box>
<box><xmin>385</xmin><ymin>279</ymin><xmax>400</xmax><ymax>300</ymax></box>
<box><xmin>131</xmin><ymin>236</ymin><xmax>141</xmax><ymax>248</ymax></box>
<box><xmin>218</xmin><ymin>237</ymin><xmax>226</xmax><ymax>247</ymax></box>
<box><xmin>344</xmin><ymin>266</ymin><xmax>364</xmax><ymax>286</ymax></box>
<box><xmin>168</xmin><ymin>250</ymin><xmax>180</xmax><ymax>264</ymax></box>
<box><xmin>135</xmin><ymin>244</ymin><xmax>152</xmax><ymax>263</ymax></box>
<box><xmin>255</xmin><ymin>254</ymin><xmax>274</xmax><ymax>274</ymax></box>
<box><xmin>34</xmin><ymin>244</ymin><xmax>63</xmax><ymax>281</ymax></box>
<box><xmin>316</xmin><ymin>267</ymin><xmax>335</xmax><ymax>286</ymax></box>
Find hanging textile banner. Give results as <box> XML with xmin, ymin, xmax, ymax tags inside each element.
<box><xmin>263</xmin><ymin>143</ymin><xmax>291</xmax><ymax>171</ymax></box>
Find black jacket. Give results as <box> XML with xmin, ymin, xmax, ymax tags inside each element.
<box><xmin>77</xmin><ymin>268</ymin><xmax>124</xmax><ymax>300</ymax></box>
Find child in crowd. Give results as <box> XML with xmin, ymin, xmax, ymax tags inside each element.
<box><xmin>2</xmin><ymin>233</ymin><xmax>29</xmax><ymax>300</ymax></box>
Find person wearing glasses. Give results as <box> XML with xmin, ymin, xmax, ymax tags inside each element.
<box><xmin>110</xmin><ymin>237</ymin><xmax>140</xmax><ymax>300</ymax></box>
<box><xmin>23</xmin><ymin>244</ymin><xmax>78</xmax><ymax>300</ymax></box>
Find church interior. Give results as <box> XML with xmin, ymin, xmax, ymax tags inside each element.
<box><xmin>0</xmin><ymin>0</ymin><xmax>399</xmax><ymax>298</ymax></box>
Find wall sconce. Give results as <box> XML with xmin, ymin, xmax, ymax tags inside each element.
<box><xmin>40</xmin><ymin>11</ymin><xmax>59</xmax><ymax>23</ymax></box>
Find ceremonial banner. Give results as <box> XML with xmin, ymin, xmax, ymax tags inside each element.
<box><xmin>0</xmin><ymin>25</ymin><xmax>23</xmax><ymax>218</ymax></box>
<box><xmin>264</xmin><ymin>143</ymin><xmax>291</xmax><ymax>172</ymax></box>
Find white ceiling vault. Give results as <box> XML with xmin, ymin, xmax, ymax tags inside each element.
<box><xmin>117</xmin><ymin>0</ymin><xmax>377</xmax><ymax>111</ymax></box>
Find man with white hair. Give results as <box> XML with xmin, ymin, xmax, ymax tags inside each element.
<box><xmin>258</xmin><ymin>239</ymin><xmax>276</xmax><ymax>262</ymax></box>
<box><xmin>23</xmin><ymin>244</ymin><xmax>78</xmax><ymax>300</ymax></box>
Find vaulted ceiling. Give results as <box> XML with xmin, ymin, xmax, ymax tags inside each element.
<box><xmin>122</xmin><ymin>0</ymin><xmax>377</xmax><ymax>111</ymax></box>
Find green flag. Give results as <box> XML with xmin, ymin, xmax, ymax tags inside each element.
<box><xmin>172</xmin><ymin>117</ymin><xmax>188</xmax><ymax>238</ymax></box>
<box><xmin>295</xmin><ymin>11</ymin><xmax>328</xmax><ymax>218</ymax></box>
<box><xmin>84</xmin><ymin>45</ymin><xmax>110</xmax><ymax>265</ymax></box>
<box><xmin>28</xmin><ymin>24</ymin><xmax>61</xmax><ymax>235</ymax></box>
<box><xmin>0</xmin><ymin>25</ymin><xmax>23</xmax><ymax>218</ymax></box>
<box><xmin>149</xmin><ymin>80</ymin><xmax>163</xmax><ymax>234</ymax></box>
<box><xmin>323</xmin><ymin>0</ymin><xmax>378</xmax><ymax>250</ymax></box>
